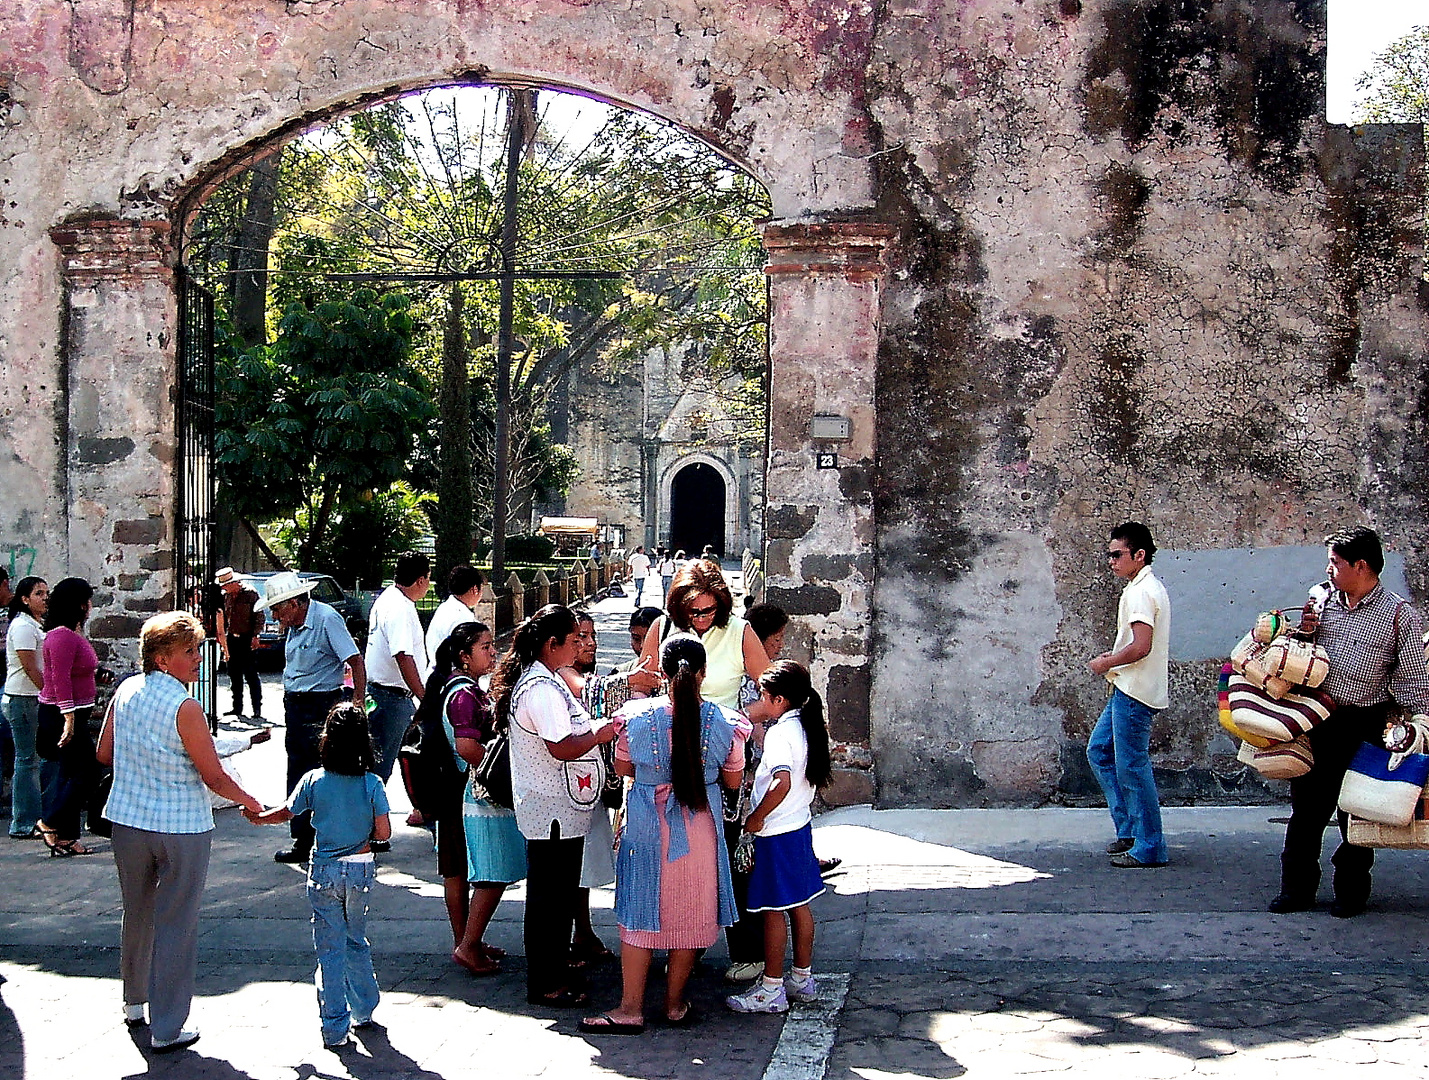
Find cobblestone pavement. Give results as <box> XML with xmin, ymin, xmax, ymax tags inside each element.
<box><xmin>4</xmin><ymin>590</ymin><xmax>1429</xmax><ymax>1077</ymax></box>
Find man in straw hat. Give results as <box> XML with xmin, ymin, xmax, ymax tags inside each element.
<box><xmin>214</xmin><ymin>568</ymin><xmax>262</xmax><ymax>720</ymax></box>
<box><xmin>256</xmin><ymin>571</ymin><xmax>367</xmax><ymax>864</ymax></box>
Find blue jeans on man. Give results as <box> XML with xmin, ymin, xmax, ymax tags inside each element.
<box><xmin>308</xmin><ymin>858</ymin><xmax>380</xmax><ymax>1045</ymax></box>
<box><xmin>1087</xmin><ymin>688</ymin><xmax>1168</xmax><ymax>865</ymax></box>
<box><xmin>367</xmin><ymin>683</ymin><xmax>415</xmax><ymax>783</ymax></box>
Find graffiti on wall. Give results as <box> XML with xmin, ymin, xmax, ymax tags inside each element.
<box><xmin>4</xmin><ymin>545</ymin><xmax>38</xmax><ymax>577</ymax></box>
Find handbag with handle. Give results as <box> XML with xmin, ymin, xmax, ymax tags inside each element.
<box><xmin>1236</xmin><ymin>736</ymin><xmax>1313</xmax><ymax>780</ymax></box>
<box><xmin>1225</xmin><ymin>673</ymin><xmax>1335</xmax><ymax>744</ymax></box>
<box><xmin>1337</xmin><ymin>742</ymin><xmax>1429</xmax><ymax>827</ymax></box>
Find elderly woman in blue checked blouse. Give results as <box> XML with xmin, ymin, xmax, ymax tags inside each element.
<box><xmin>97</xmin><ymin>611</ymin><xmax>264</xmax><ymax>1053</ymax></box>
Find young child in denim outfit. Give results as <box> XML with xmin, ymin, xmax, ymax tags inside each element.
<box><xmin>247</xmin><ymin>703</ymin><xmax>391</xmax><ymax>1047</ymax></box>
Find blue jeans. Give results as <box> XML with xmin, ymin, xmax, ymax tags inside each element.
<box><xmin>2</xmin><ymin>695</ymin><xmax>42</xmax><ymax>835</ymax></box>
<box><xmin>1087</xmin><ymin>688</ymin><xmax>1168</xmax><ymax>864</ymax></box>
<box><xmin>308</xmin><ymin>858</ymin><xmax>379</xmax><ymax>1044</ymax></box>
<box><xmin>367</xmin><ymin>684</ymin><xmax>415</xmax><ymax>783</ymax></box>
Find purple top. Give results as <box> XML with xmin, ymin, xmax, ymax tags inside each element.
<box><xmin>448</xmin><ymin>683</ymin><xmax>495</xmax><ymax>743</ymax></box>
<box><xmin>39</xmin><ymin>626</ymin><xmax>98</xmax><ymax>713</ymax></box>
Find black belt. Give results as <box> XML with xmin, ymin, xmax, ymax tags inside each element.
<box><xmin>284</xmin><ymin>688</ymin><xmax>344</xmax><ymax>698</ymax></box>
<box><xmin>372</xmin><ymin>683</ymin><xmax>410</xmax><ymax>695</ymax></box>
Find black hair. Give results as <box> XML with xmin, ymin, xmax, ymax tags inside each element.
<box><xmin>1325</xmin><ymin>526</ymin><xmax>1384</xmax><ymax>575</ymax></box>
<box><xmin>758</xmin><ymin>660</ymin><xmax>832</xmax><ymax>789</ymax></box>
<box><xmin>746</xmin><ymin>603</ymin><xmax>789</xmax><ymax>643</ymax></box>
<box><xmin>630</xmin><ymin>606</ymin><xmax>664</xmax><ymax>631</ymax></box>
<box><xmin>573</xmin><ymin>609</ymin><xmax>595</xmax><ymax>627</ymax></box>
<box><xmin>0</xmin><ymin>566</ymin><xmax>8</xmax><ymax>582</ymax></box>
<box><xmin>446</xmin><ymin>564</ymin><xmax>484</xmax><ymax>598</ymax></box>
<box><xmin>1109</xmin><ymin>521</ymin><xmax>1157</xmax><ymax>564</ymax></box>
<box><xmin>414</xmin><ymin>621</ymin><xmax>491</xmax><ymax>731</ymax></box>
<box><xmin>394</xmin><ymin>552</ymin><xmax>431</xmax><ymax>588</ymax></box>
<box><xmin>491</xmin><ymin>604</ymin><xmax>578</xmax><ymax>730</ymax></box>
<box><xmin>7</xmin><ymin>576</ymin><xmax>45</xmax><ymax>620</ymax></box>
<box><xmin>319</xmin><ymin>702</ymin><xmax>378</xmax><ymax>776</ymax></box>
<box><xmin>44</xmin><ymin>577</ymin><xmax>94</xmax><ymax>632</ymax></box>
<box><xmin>661</xmin><ymin>634</ymin><xmax>709</xmax><ymax>812</ymax></box>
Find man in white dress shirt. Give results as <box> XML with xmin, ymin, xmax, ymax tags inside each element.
<box><xmin>365</xmin><ymin>552</ymin><xmax>431</xmax><ymax>783</ymax></box>
<box><xmin>424</xmin><ymin>564</ymin><xmax>484</xmax><ymax>674</ymax></box>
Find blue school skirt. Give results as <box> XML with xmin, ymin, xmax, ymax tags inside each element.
<box><xmin>746</xmin><ymin>823</ymin><xmax>825</xmax><ymax>912</ymax></box>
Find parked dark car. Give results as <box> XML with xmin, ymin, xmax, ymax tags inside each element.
<box><xmin>243</xmin><ymin>572</ymin><xmax>368</xmax><ymax>667</ymax></box>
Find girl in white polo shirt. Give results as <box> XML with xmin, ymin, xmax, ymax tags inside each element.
<box><xmin>726</xmin><ymin>660</ymin><xmax>831</xmax><ymax>1015</ymax></box>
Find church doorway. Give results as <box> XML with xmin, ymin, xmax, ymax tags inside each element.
<box><xmin>668</xmin><ymin>461</ymin><xmax>726</xmax><ymax>557</ymax></box>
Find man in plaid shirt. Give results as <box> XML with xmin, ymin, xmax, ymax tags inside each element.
<box><xmin>1270</xmin><ymin>526</ymin><xmax>1429</xmax><ymax>919</ymax></box>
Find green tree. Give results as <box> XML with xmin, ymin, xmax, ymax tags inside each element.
<box><xmin>214</xmin><ymin>287</ymin><xmax>434</xmax><ymax>568</ymax></box>
<box><xmin>434</xmin><ymin>284</ymin><xmax>474</xmax><ymax>592</ymax></box>
<box><xmin>1356</xmin><ymin>25</ymin><xmax>1429</xmax><ymax>123</ymax></box>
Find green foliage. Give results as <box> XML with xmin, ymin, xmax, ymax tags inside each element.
<box><xmin>276</xmin><ymin>481</ymin><xmax>435</xmax><ymax>586</ymax></box>
<box><xmin>1356</xmin><ymin>26</ymin><xmax>1429</xmax><ymax>122</ymax></box>
<box><xmin>214</xmin><ymin>287</ymin><xmax>433</xmax><ymax>561</ymax></box>
<box><xmin>503</xmin><ymin>533</ymin><xmax>557</xmax><ymax>563</ymax></box>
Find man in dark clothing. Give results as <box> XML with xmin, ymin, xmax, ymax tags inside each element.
<box><xmin>215</xmin><ymin>567</ymin><xmax>263</xmax><ymax>719</ymax></box>
<box><xmin>1270</xmin><ymin>527</ymin><xmax>1429</xmax><ymax>918</ymax></box>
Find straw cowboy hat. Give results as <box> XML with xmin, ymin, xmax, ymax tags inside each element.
<box><xmin>253</xmin><ymin>571</ymin><xmax>318</xmax><ymax>611</ymax></box>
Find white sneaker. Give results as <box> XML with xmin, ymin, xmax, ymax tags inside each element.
<box><xmin>124</xmin><ymin>1003</ymin><xmax>146</xmax><ymax>1026</ymax></box>
<box><xmin>785</xmin><ymin>975</ymin><xmax>818</xmax><ymax>1003</ymax></box>
<box><xmin>151</xmin><ymin>1028</ymin><xmax>200</xmax><ymax>1053</ymax></box>
<box><xmin>724</xmin><ymin>961</ymin><xmax>766</xmax><ymax>983</ymax></box>
<box><xmin>726</xmin><ymin>981</ymin><xmax>789</xmax><ymax>1014</ymax></box>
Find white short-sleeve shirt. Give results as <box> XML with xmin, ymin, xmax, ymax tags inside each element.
<box><xmin>1107</xmin><ymin>566</ymin><xmax>1171</xmax><ymax>711</ymax></box>
<box><xmin>365</xmin><ymin>585</ymin><xmax>428</xmax><ymax>689</ymax></box>
<box><xmin>510</xmin><ymin>662</ymin><xmax>600</xmax><ymax>839</ymax></box>
<box><xmin>752</xmin><ymin>710</ymin><xmax>815</xmax><ymax>837</ymax></box>
<box><xmin>628</xmin><ymin>552</ymin><xmax>651</xmax><ymax>578</ymax></box>
<box><xmin>4</xmin><ymin>612</ymin><xmax>44</xmax><ymax>697</ymax></box>
<box><xmin>423</xmin><ymin>594</ymin><xmax>476</xmax><ymax>677</ymax></box>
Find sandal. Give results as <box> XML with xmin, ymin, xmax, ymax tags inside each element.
<box><xmin>663</xmin><ymin>1004</ymin><xmax>703</xmax><ymax>1028</ymax></box>
<box><xmin>452</xmin><ymin>950</ymin><xmax>501</xmax><ymax>977</ymax></box>
<box><xmin>479</xmin><ymin>943</ymin><xmax>506</xmax><ymax>961</ymax></box>
<box><xmin>38</xmin><ymin>824</ymin><xmax>91</xmax><ymax>857</ymax></box>
<box><xmin>578</xmin><ymin>1013</ymin><xmax>645</xmax><ymax>1036</ymax></box>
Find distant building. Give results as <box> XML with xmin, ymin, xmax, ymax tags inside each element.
<box><xmin>541</xmin><ymin>344</ymin><xmax>763</xmax><ymax>559</ymax></box>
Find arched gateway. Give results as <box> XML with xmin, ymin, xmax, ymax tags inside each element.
<box><xmin>25</xmin><ymin>4</ymin><xmax>889</xmax><ymax>795</ymax></box>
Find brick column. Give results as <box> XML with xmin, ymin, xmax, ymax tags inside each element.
<box><xmin>761</xmin><ymin>220</ymin><xmax>894</xmax><ymax>802</ymax></box>
<box><xmin>50</xmin><ymin>218</ymin><xmax>177</xmax><ymax>666</ymax></box>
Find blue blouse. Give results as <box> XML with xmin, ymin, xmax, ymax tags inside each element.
<box><xmin>614</xmin><ymin>698</ymin><xmax>741</xmax><ymax>933</ymax></box>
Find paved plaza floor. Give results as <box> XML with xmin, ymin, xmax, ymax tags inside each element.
<box><xmin>4</xmin><ymin>593</ymin><xmax>1429</xmax><ymax>1078</ymax></box>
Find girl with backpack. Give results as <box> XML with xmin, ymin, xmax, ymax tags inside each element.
<box><xmin>246</xmin><ymin>703</ymin><xmax>391</xmax><ymax>1047</ymax></box>
<box><xmin>725</xmin><ymin>660</ymin><xmax>831</xmax><ymax>1014</ymax></box>
<box><xmin>421</xmin><ymin>621</ymin><xmax>526</xmax><ymax>977</ymax></box>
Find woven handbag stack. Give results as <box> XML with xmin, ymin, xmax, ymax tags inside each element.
<box><xmin>1220</xmin><ymin>587</ymin><xmax>1333</xmax><ymax>781</ymax></box>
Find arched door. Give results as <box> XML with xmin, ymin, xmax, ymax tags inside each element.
<box><xmin>668</xmin><ymin>462</ymin><xmax>726</xmax><ymax>557</ymax></box>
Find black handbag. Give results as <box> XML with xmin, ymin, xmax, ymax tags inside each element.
<box><xmin>474</xmin><ymin>725</ymin><xmax>513</xmax><ymax>809</ymax></box>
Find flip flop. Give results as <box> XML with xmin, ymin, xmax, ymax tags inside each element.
<box><xmin>452</xmin><ymin>950</ymin><xmax>501</xmax><ymax>977</ymax></box>
<box><xmin>479</xmin><ymin>943</ymin><xmax>506</xmax><ymax>961</ymax></box>
<box><xmin>663</xmin><ymin>1004</ymin><xmax>703</xmax><ymax>1028</ymax></box>
<box><xmin>578</xmin><ymin>1013</ymin><xmax>645</xmax><ymax>1036</ymax></box>
<box><xmin>527</xmin><ymin>988</ymin><xmax>589</xmax><ymax>1009</ymax></box>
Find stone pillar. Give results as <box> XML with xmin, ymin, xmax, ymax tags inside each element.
<box><xmin>475</xmin><ymin>581</ymin><xmax>498</xmax><ymax>632</ymax></box>
<box><xmin>50</xmin><ymin>218</ymin><xmax>177</xmax><ymax>667</ymax></box>
<box><xmin>507</xmin><ymin>572</ymin><xmax>525</xmax><ymax>627</ymax></box>
<box><xmin>531</xmin><ymin>568</ymin><xmax>551</xmax><ymax>612</ymax></box>
<box><xmin>761</xmin><ymin>221</ymin><xmax>895</xmax><ymax>803</ymax></box>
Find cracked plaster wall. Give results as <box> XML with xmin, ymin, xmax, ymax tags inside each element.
<box><xmin>1</xmin><ymin>0</ymin><xmax>1427</xmax><ymax>804</ymax></box>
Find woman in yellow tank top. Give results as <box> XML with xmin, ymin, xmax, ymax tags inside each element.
<box><xmin>637</xmin><ymin>560</ymin><xmax>771</xmax><ymax>709</ymax></box>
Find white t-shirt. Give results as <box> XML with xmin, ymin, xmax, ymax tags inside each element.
<box><xmin>510</xmin><ymin>662</ymin><xmax>603</xmax><ymax>839</ymax></box>
<box><xmin>365</xmin><ymin>585</ymin><xmax>428</xmax><ymax>690</ymax></box>
<box><xmin>752</xmin><ymin>710</ymin><xmax>815</xmax><ymax>837</ymax></box>
<box><xmin>423</xmin><ymin>594</ymin><xmax>476</xmax><ymax>676</ymax></box>
<box><xmin>628</xmin><ymin>552</ymin><xmax>651</xmax><ymax>578</ymax></box>
<box><xmin>657</xmin><ymin>557</ymin><xmax>676</xmax><ymax>576</ymax></box>
<box><xmin>1107</xmin><ymin>566</ymin><xmax>1171</xmax><ymax>711</ymax></box>
<box><xmin>3</xmin><ymin>611</ymin><xmax>43</xmax><ymax>697</ymax></box>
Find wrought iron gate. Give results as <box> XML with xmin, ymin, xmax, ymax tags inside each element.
<box><xmin>176</xmin><ymin>270</ymin><xmax>219</xmax><ymax>727</ymax></box>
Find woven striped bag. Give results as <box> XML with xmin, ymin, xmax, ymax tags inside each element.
<box><xmin>1337</xmin><ymin>744</ymin><xmax>1429</xmax><ymax>826</ymax></box>
<box><xmin>1259</xmin><ymin>637</ymin><xmax>1330</xmax><ymax>689</ymax></box>
<box><xmin>1225</xmin><ymin>673</ymin><xmax>1335</xmax><ymax>744</ymax></box>
<box><xmin>1218</xmin><ymin>664</ymin><xmax>1275</xmax><ymax>748</ymax></box>
<box><xmin>1236</xmin><ymin>737</ymin><xmax>1313</xmax><ymax>780</ymax></box>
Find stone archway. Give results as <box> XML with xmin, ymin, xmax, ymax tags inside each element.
<box><xmin>664</xmin><ymin>455</ymin><xmax>733</xmax><ymax>557</ymax></box>
<box><xmin>29</xmin><ymin>4</ymin><xmax>893</xmax><ymax>778</ymax></box>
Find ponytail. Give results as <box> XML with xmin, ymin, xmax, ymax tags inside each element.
<box><xmin>758</xmin><ymin>660</ymin><xmax>832</xmax><ymax>788</ymax></box>
<box><xmin>662</xmin><ymin>634</ymin><xmax>709</xmax><ymax>812</ymax></box>
<box><xmin>491</xmin><ymin>604</ymin><xmax>577</xmax><ymax>730</ymax></box>
<box><xmin>413</xmin><ymin>621</ymin><xmax>488</xmax><ymax>735</ymax></box>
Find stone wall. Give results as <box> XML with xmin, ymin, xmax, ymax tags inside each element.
<box><xmin>0</xmin><ymin>0</ymin><xmax>1425</xmax><ymax>804</ymax></box>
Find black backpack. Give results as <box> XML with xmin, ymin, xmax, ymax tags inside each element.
<box><xmin>399</xmin><ymin>677</ymin><xmax>472</xmax><ymax>820</ymax></box>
